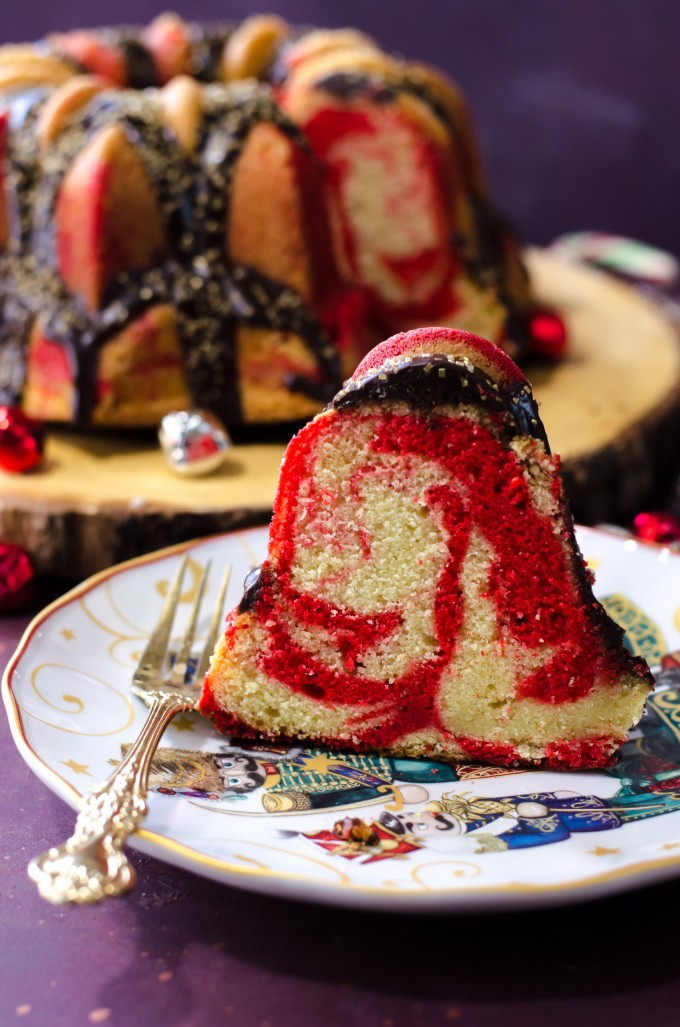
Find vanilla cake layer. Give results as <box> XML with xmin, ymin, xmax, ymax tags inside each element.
<box><xmin>200</xmin><ymin>329</ymin><xmax>652</xmax><ymax>768</ymax></box>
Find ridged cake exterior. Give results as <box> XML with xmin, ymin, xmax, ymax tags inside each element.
<box><xmin>200</xmin><ymin>327</ymin><xmax>652</xmax><ymax>769</ymax></box>
<box><xmin>0</xmin><ymin>14</ymin><xmax>559</xmax><ymax>429</ymax></box>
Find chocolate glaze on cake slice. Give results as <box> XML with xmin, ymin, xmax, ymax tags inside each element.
<box><xmin>200</xmin><ymin>327</ymin><xmax>652</xmax><ymax>769</ymax></box>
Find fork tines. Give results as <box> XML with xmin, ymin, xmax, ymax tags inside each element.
<box><xmin>133</xmin><ymin>555</ymin><xmax>231</xmax><ymax>695</ymax></box>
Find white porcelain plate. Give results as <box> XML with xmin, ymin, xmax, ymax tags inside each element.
<box><xmin>4</xmin><ymin>526</ymin><xmax>680</xmax><ymax>912</ymax></box>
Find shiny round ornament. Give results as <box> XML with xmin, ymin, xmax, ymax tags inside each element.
<box><xmin>0</xmin><ymin>542</ymin><xmax>35</xmax><ymax>613</ymax></box>
<box><xmin>527</xmin><ymin>309</ymin><xmax>567</xmax><ymax>359</ymax></box>
<box><xmin>158</xmin><ymin>409</ymin><xmax>232</xmax><ymax>477</ymax></box>
<box><xmin>632</xmin><ymin>510</ymin><xmax>680</xmax><ymax>546</ymax></box>
<box><xmin>0</xmin><ymin>406</ymin><xmax>45</xmax><ymax>473</ymax></box>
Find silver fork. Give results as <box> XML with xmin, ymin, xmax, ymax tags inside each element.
<box><xmin>28</xmin><ymin>555</ymin><xmax>230</xmax><ymax>905</ymax></box>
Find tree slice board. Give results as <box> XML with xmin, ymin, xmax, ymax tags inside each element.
<box><xmin>1</xmin><ymin>249</ymin><xmax>679</xmax><ymax>579</ymax></box>
<box><xmin>525</xmin><ymin>249</ymin><xmax>680</xmax><ymax>524</ymax></box>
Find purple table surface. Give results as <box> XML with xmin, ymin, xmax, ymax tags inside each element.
<box><xmin>2</xmin><ymin>583</ymin><xmax>680</xmax><ymax>1027</ymax></box>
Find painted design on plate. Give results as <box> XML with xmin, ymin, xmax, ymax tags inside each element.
<box><xmin>116</xmin><ymin>650</ymin><xmax>680</xmax><ymax>866</ymax></box>
<box><xmin>600</xmin><ymin>593</ymin><xmax>666</xmax><ymax>663</ymax></box>
<box><xmin>6</xmin><ymin>525</ymin><xmax>680</xmax><ymax>909</ymax></box>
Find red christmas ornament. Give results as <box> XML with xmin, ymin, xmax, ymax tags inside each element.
<box><xmin>632</xmin><ymin>511</ymin><xmax>680</xmax><ymax>546</ymax></box>
<box><xmin>527</xmin><ymin>309</ymin><xmax>568</xmax><ymax>360</ymax></box>
<box><xmin>0</xmin><ymin>406</ymin><xmax>45</xmax><ymax>473</ymax></box>
<box><xmin>0</xmin><ymin>543</ymin><xmax>35</xmax><ymax>613</ymax></box>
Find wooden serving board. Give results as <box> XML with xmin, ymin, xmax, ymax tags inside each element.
<box><xmin>1</xmin><ymin>249</ymin><xmax>679</xmax><ymax>579</ymax></box>
<box><xmin>525</xmin><ymin>250</ymin><xmax>680</xmax><ymax>523</ymax></box>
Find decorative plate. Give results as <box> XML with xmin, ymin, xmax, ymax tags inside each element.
<box><xmin>4</xmin><ymin>526</ymin><xmax>680</xmax><ymax>912</ymax></box>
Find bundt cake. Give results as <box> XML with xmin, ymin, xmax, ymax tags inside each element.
<box><xmin>0</xmin><ymin>14</ymin><xmax>561</xmax><ymax>430</ymax></box>
<box><xmin>199</xmin><ymin>327</ymin><xmax>652</xmax><ymax>770</ymax></box>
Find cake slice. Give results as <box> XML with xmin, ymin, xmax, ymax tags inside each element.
<box><xmin>199</xmin><ymin>328</ymin><xmax>652</xmax><ymax>768</ymax></box>
<box><xmin>276</xmin><ymin>41</ymin><xmax>542</xmax><ymax>360</ymax></box>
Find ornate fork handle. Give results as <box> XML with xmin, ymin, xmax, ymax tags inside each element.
<box><xmin>28</xmin><ymin>691</ymin><xmax>193</xmax><ymax>905</ymax></box>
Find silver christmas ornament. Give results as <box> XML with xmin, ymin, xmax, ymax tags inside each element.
<box><xmin>158</xmin><ymin>409</ymin><xmax>232</xmax><ymax>476</ymax></box>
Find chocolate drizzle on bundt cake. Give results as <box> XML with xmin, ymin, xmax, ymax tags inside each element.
<box><xmin>0</xmin><ymin>15</ymin><xmax>563</xmax><ymax>429</ymax></box>
<box><xmin>0</xmin><ymin>80</ymin><xmax>347</xmax><ymax>425</ymax></box>
<box><xmin>200</xmin><ymin>328</ymin><xmax>652</xmax><ymax>770</ymax></box>
<box><xmin>302</xmin><ymin>67</ymin><xmax>529</xmax><ymax>342</ymax></box>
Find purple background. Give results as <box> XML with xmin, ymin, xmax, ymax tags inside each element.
<box><xmin>2</xmin><ymin>0</ymin><xmax>680</xmax><ymax>258</ymax></box>
<box><xmin>4</xmin><ymin>5</ymin><xmax>680</xmax><ymax>1024</ymax></box>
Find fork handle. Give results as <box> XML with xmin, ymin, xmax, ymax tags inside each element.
<box><xmin>28</xmin><ymin>691</ymin><xmax>193</xmax><ymax>905</ymax></box>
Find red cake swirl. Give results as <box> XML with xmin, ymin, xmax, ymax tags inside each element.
<box><xmin>0</xmin><ymin>16</ymin><xmax>562</xmax><ymax>430</ymax></box>
<box><xmin>201</xmin><ymin>327</ymin><xmax>651</xmax><ymax>768</ymax></box>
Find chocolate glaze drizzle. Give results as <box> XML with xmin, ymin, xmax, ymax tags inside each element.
<box><xmin>234</xmin><ymin>353</ymin><xmax>549</xmax><ymax>613</ymax></box>
<box><xmin>311</xmin><ymin>69</ymin><xmax>533</xmax><ymax>357</ymax></box>
<box><xmin>333</xmin><ymin>353</ymin><xmax>550</xmax><ymax>451</ymax></box>
<box><xmin>118</xmin><ymin>39</ymin><xmax>159</xmax><ymax>89</ymax></box>
<box><xmin>186</xmin><ymin>23</ymin><xmax>235</xmax><ymax>83</ymax></box>
<box><xmin>239</xmin><ymin>564</ymin><xmax>265</xmax><ymax>614</ymax></box>
<box><xmin>0</xmin><ymin>21</ymin><xmax>535</xmax><ymax>426</ymax></box>
<box><xmin>0</xmin><ymin>77</ymin><xmax>341</xmax><ymax>425</ymax></box>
